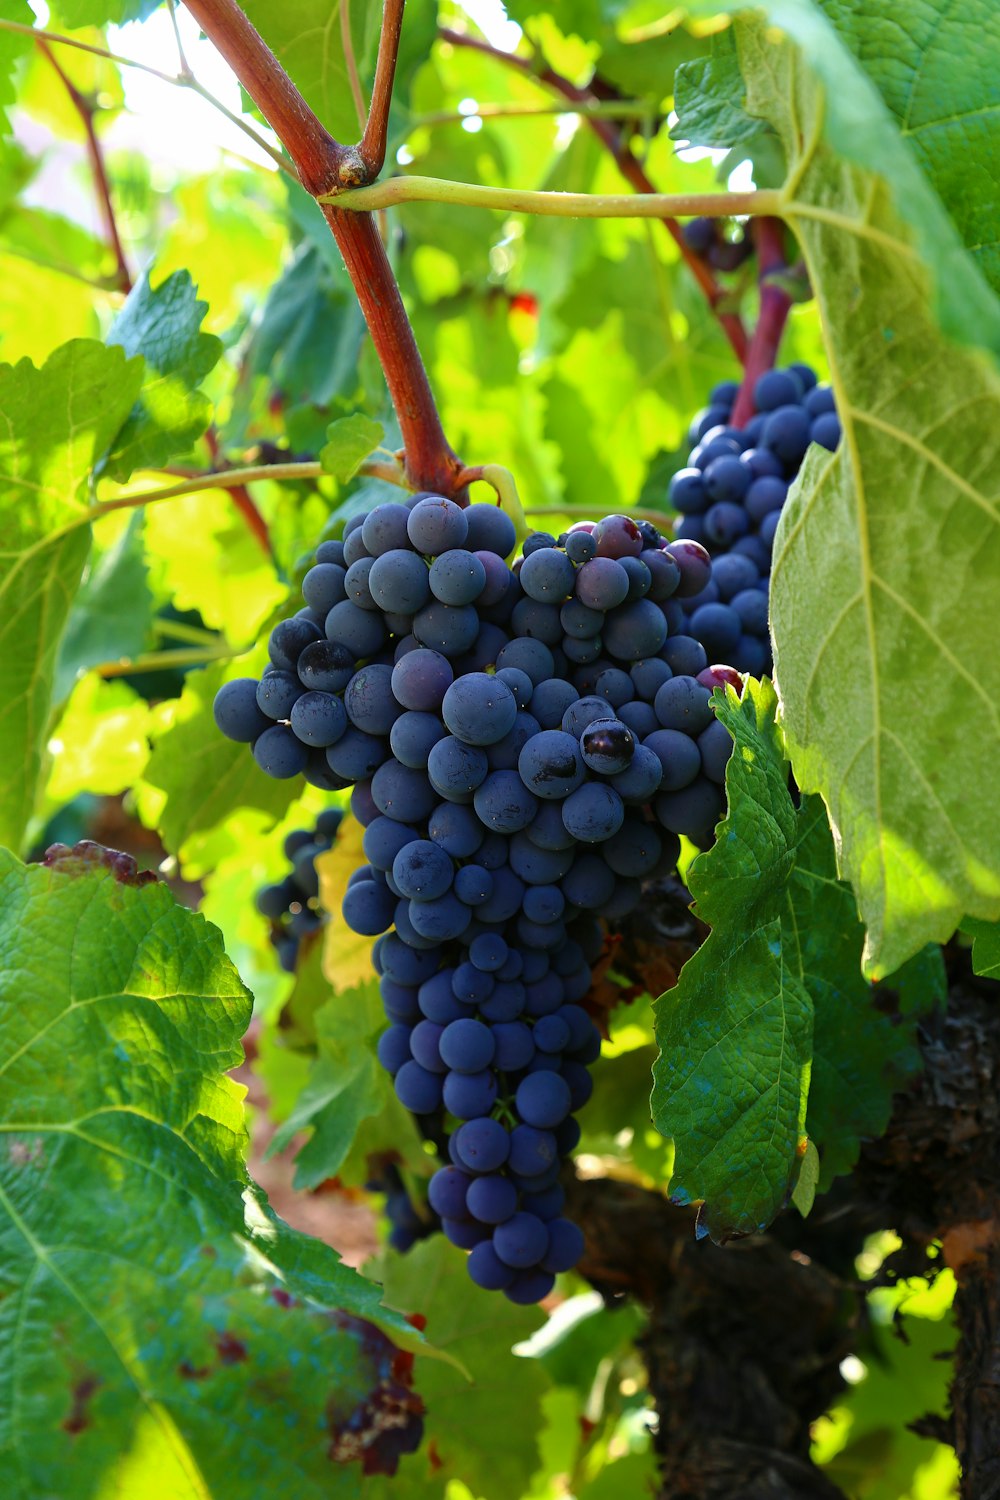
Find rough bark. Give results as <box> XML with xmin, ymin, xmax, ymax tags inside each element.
<box><xmin>572</xmin><ymin>935</ymin><xmax>1000</xmax><ymax>1499</ymax></box>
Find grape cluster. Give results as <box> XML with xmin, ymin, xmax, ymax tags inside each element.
<box><xmin>255</xmin><ymin>808</ymin><xmax>343</xmax><ymax>971</ymax></box>
<box><xmin>682</xmin><ymin>216</ymin><xmax>754</xmax><ymax>273</ymax></box>
<box><xmin>667</xmin><ymin>364</ymin><xmax>841</xmax><ymax>675</ymax></box>
<box><xmin>217</xmin><ymin>495</ymin><xmax>740</xmax><ymax>1301</ymax></box>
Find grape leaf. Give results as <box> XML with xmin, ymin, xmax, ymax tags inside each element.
<box><xmin>962</xmin><ymin>918</ymin><xmax>1000</xmax><ymax>981</ymax></box>
<box><xmin>652</xmin><ymin>679</ymin><xmax>924</xmax><ymax>1234</ymax></box>
<box><xmin>681</xmin><ymin>0</ymin><xmax>1000</xmax><ymax>355</ymax></box>
<box><xmin>105</xmin><ymin>268</ymin><xmax>222</xmax><ymax>480</ymax></box>
<box><xmin>268</xmin><ymin>958</ymin><xmax>385</xmax><ymax>1190</ymax></box>
<box><xmin>651</xmin><ymin>678</ymin><xmax>812</xmax><ymax>1237</ymax></box>
<box><xmin>716</xmin><ymin>15</ymin><xmax>1000</xmax><ymax>974</ymax></box>
<box><xmin>0</xmin><ymin>339</ymin><xmax>144</xmax><ymax>853</ymax></box>
<box><xmin>0</xmin><ymin>845</ymin><xmax>421</xmax><ymax>1498</ymax></box>
<box><xmin>141</xmin><ymin>662</ymin><xmax>298</xmax><ymax>865</ymax></box>
<box><xmin>364</xmin><ymin>1238</ymin><xmax>550</xmax><ymax>1500</ymax></box>
<box><xmin>54</xmin><ymin>512</ymin><xmax>154</xmax><ymax>702</ymax></box>
<box><xmin>321</xmin><ymin>415</ymin><xmax>386</xmax><ymax>482</ymax></box>
<box><xmin>245</xmin><ymin>244</ymin><xmax>366</xmax><ymax>408</ymax></box>
<box><xmin>817</xmin><ymin>0</ymin><xmax>1000</xmax><ymax>296</ymax></box>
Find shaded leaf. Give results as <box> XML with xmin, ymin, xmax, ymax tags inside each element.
<box><xmin>652</xmin><ymin>680</ymin><xmax>925</xmax><ymax>1234</ymax></box>
<box><xmin>962</xmin><ymin>917</ymin><xmax>1000</xmax><ymax>980</ymax></box>
<box><xmin>54</xmin><ymin>512</ymin><xmax>154</xmax><ymax>702</ymax></box>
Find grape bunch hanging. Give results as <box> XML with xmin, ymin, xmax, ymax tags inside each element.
<box><xmin>216</xmin><ymin>490</ymin><xmax>742</xmax><ymax>1303</ymax></box>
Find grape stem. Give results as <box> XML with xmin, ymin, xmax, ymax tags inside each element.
<box><xmin>322</xmin><ymin>175</ymin><xmax>780</xmax><ymax>223</ymax></box>
<box><xmin>438</xmin><ymin>25</ymin><xmax>748</xmax><ymax>363</ymax></box>
<box><xmin>183</xmin><ymin>0</ymin><xmax>466</xmax><ymax>497</ymax></box>
<box><xmin>457</xmin><ymin>464</ymin><xmax>529</xmax><ymax>544</ymax></box>
<box><xmin>730</xmin><ymin>218</ymin><xmax>795</xmax><ymax>427</ymax></box>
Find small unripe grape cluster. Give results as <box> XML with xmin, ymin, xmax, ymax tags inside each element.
<box><xmin>254</xmin><ymin>807</ymin><xmax>344</xmax><ymax>971</ymax></box>
<box><xmin>669</xmin><ymin>364</ymin><xmax>840</xmax><ymax>675</ymax></box>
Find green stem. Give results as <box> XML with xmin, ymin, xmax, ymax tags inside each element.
<box><xmin>97</xmin><ymin>644</ymin><xmax>240</xmax><ymax>677</ymax></box>
<box><xmin>89</xmin><ymin>455</ymin><xmax>407</xmax><ymax>522</ymax></box>
<box><xmin>457</xmin><ymin>463</ymin><xmax>528</xmax><ymax>545</ymax></box>
<box><xmin>322</xmin><ymin>175</ymin><xmax>781</xmax><ymax>222</ymax></box>
<box><xmin>152</xmin><ymin>618</ymin><xmax>224</xmax><ymax>647</ymax></box>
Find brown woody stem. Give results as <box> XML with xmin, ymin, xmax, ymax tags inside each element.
<box><xmin>183</xmin><ymin>0</ymin><xmax>463</xmax><ymax>496</ymax></box>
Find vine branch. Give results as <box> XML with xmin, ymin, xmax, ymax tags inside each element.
<box><xmin>438</xmin><ymin>26</ymin><xmax>748</xmax><ymax>362</ymax></box>
<box><xmin>183</xmin><ymin>0</ymin><xmax>465</xmax><ymax>497</ymax></box>
<box><xmin>359</xmin><ymin>0</ymin><xmax>405</xmax><ymax>179</ymax></box>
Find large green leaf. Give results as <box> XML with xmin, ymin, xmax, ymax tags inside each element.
<box><xmin>0</xmin><ymin>844</ymin><xmax>421</xmax><ymax>1498</ymax></box>
<box><xmin>0</xmin><ymin>339</ymin><xmax>144</xmax><ymax>853</ymax></box>
<box><xmin>652</xmin><ymin>680</ymin><xmax>929</xmax><ymax>1234</ymax></box>
<box><xmin>714</xmin><ymin>15</ymin><xmax>1000</xmax><ymax>974</ymax></box>
<box><xmin>105</xmin><ymin>269</ymin><xmax>222</xmax><ymax>480</ymax></box>
<box><xmin>963</xmin><ymin>917</ymin><xmax>1000</xmax><ymax>980</ymax></box>
<box><xmin>681</xmin><ymin>0</ymin><xmax>1000</xmax><ymax>356</ymax></box>
<box><xmin>365</xmin><ymin>1237</ymin><xmax>550</xmax><ymax>1500</ymax></box>
<box><xmin>818</xmin><ymin>0</ymin><xmax>1000</xmax><ymax>296</ymax></box>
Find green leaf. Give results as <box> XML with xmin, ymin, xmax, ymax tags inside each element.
<box><xmin>0</xmin><ymin>845</ymin><xmax>419</xmax><ymax>1498</ymax></box>
<box><xmin>320</xmin><ymin>414</ymin><xmax>386</xmax><ymax>482</ymax></box>
<box><xmin>651</xmin><ymin>678</ymin><xmax>812</xmax><ymax>1238</ymax></box>
<box><xmin>682</xmin><ymin>1</ymin><xmax>1000</xmax><ymax>355</ymax></box>
<box><xmin>0</xmin><ymin>339</ymin><xmax>144</xmax><ymax>853</ymax></box>
<box><xmin>652</xmin><ymin>679</ymin><xmax>922</xmax><ymax>1233</ymax></box>
<box><xmin>141</xmin><ymin>662</ymin><xmax>299</xmax><ymax>867</ymax></box>
<box><xmin>245</xmin><ymin>243</ymin><xmax>366</xmax><ymax>408</ymax></box>
<box><xmin>105</xmin><ymin>268</ymin><xmax>222</xmax><ymax>480</ymax></box>
<box><xmin>366</xmin><ymin>1238</ymin><xmax>551</xmax><ymax>1499</ymax></box>
<box><xmin>720</xmin><ymin>15</ymin><xmax>1000</xmax><ymax>973</ymax></box>
<box><xmin>239</xmin><ymin>0</ymin><xmax>380</xmax><ymax>148</ymax></box>
<box><xmin>54</xmin><ymin>513</ymin><xmax>154</xmax><ymax>702</ymax></box>
<box><xmin>962</xmin><ymin>917</ymin><xmax>1000</xmax><ymax>980</ymax></box>
<box><xmin>817</xmin><ymin>0</ymin><xmax>1000</xmax><ymax>295</ymax></box>
<box><xmin>268</xmin><ymin>960</ymin><xmax>385</xmax><ymax>1190</ymax></box>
